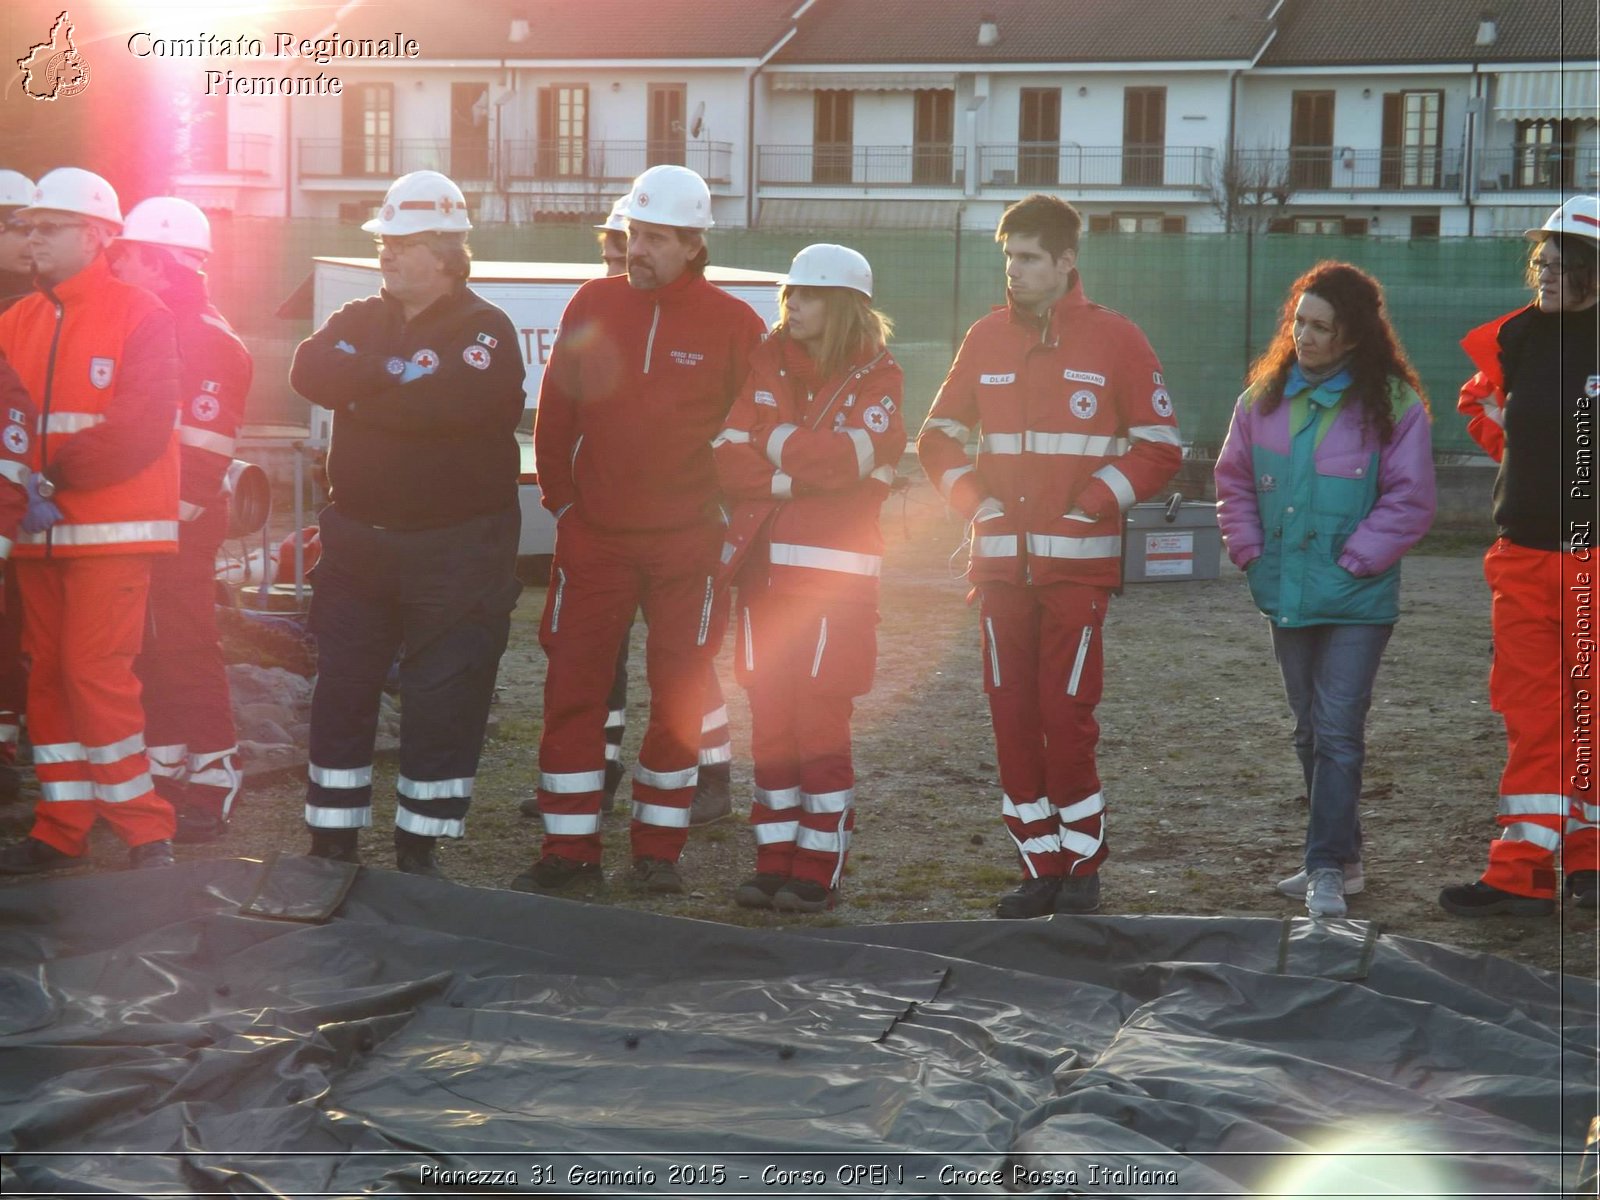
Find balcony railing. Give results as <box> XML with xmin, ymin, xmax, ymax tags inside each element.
<box><xmin>1234</xmin><ymin>146</ymin><xmax>1463</xmax><ymax>192</ymax></box>
<box><xmin>298</xmin><ymin>139</ymin><xmax>497</xmax><ymax>184</ymax></box>
<box><xmin>500</xmin><ymin>140</ymin><xmax>733</xmax><ymax>184</ymax></box>
<box><xmin>758</xmin><ymin>144</ymin><xmax>967</xmax><ymax>187</ymax></box>
<box><xmin>976</xmin><ymin>145</ymin><xmax>1213</xmax><ymax>189</ymax></box>
<box><xmin>1476</xmin><ymin>145</ymin><xmax>1600</xmax><ymax>192</ymax></box>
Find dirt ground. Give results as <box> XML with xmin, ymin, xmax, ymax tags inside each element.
<box><xmin>8</xmin><ymin>474</ymin><xmax>1596</xmax><ymax>980</ymax></box>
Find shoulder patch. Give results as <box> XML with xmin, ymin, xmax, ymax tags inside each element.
<box><xmin>863</xmin><ymin>405</ymin><xmax>890</xmax><ymax>434</ymax></box>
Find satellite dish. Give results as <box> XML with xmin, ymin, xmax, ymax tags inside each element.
<box><xmin>689</xmin><ymin>100</ymin><xmax>706</xmax><ymax>139</ymax></box>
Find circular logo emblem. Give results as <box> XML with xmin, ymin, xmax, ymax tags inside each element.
<box><xmin>385</xmin><ymin>356</ymin><xmax>406</xmax><ymax>376</ymax></box>
<box><xmin>863</xmin><ymin>405</ymin><xmax>890</xmax><ymax>434</ymax></box>
<box><xmin>1588</xmin><ymin>375</ymin><xmax>1600</xmax><ymax>400</ymax></box>
<box><xmin>2</xmin><ymin>424</ymin><xmax>28</xmax><ymax>455</ymax></box>
<box><xmin>1152</xmin><ymin>387</ymin><xmax>1174</xmax><ymax>418</ymax></box>
<box><xmin>382</xmin><ymin>204</ymin><xmax>395</xmax><ymax>221</ymax></box>
<box><xmin>191</xmin><ymin>394</ymin><xmax>220</xmax><ymax>422</ymax></box>
<box><xmin>411</xmin><ymin>349</ymin><xmax>439</xmax><ymax>371</ymax></box>
<box><xmin>636</xmin><ymin>191</ymin><xmax>650</xmax><ymax>207</ymax></box>
<box><xmin>1070</xmin><ymin>389</ymin><xmax>1098</xmax><ymax>419</ymax></box>
<box><xmin>462</xmin><ymin>345</ymin><xmax>491</xmax><ymax>370</ymax></box>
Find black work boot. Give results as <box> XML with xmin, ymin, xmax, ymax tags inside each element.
<box><xmin>394</xmin><ymin>829</ymin><xmax>445</xmax><ymax>879</ymax></box>
<box><xmin>308</xmin><ymin>827</ymin><xmax>360</xmax><ymax>863</ymax></box>
<box><xmin>128</xmin><ymin>839</ymin><xmax>175</xmax><ymax>870</ymax></box>
<box><xmin>689</xmin><ymin>761</ymin><xmax>733</xmax><ymax>825</ymax></box>
<box><xmin>995</xmin><ymin>876</ymin><xmax>1063</xmax><ymax>919</ymax></box>
<box><xmin>0</xmin><ymin>837</ymin><xmax>78</xmax><ymax>876</ymax></box>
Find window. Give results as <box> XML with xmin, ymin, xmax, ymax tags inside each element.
<box><xmin>1410</xmin><ymin>214</ymin><xmax>1440</xmax><ymax>238</ymax></box>
<box><xmin>813</xmin><ymin>90</ymin><xmax>853</xmax><ymax>184</ymax></box>
<box><xmin>1278</xmin><ymin>215</ymin><xmax>1360</xmax><ymax>235</ymax></box>
<box><xmin>648</xmin><ymin>84</ymin><xmax>687</xmax><ymax>168</ymax></box>
<box><xmin>1018</xmin><ymin>87</ymin><xmax>1060</xmax><ymax>186</ymax></box>
<box><xmin>1088</xmin><ymin>213</ymin><xmax>1186</xmax><ymax>233</ymax></box>
<box><xmin>1515</xmin><ymin>119</ymin><xmax>1577</xmax><ymax>189</ymax></box>
<box><xmin>913</xmin><ymin>88</ymin><xmax>955</xmax><ymax>184</ymax></box>
<box><xmin>342</xmin><ymin>84</ymin><xmax>393</xmax><ymax>176</ymax></box>
<box><xmin>1289</xmin><ymin>91</ymin><xmax>1334</xmax><ymax>189</ymax></box>
<box><xmin>1381</xmin><ymin>91</ymin><xmax>1442</xmax><ymax>188</ymax></box>
<box><xmin>537</xmin><ymin>85</ymin><xmax>589</xmax><ymax>178</ymax></box>
<box><xmin>450</xmin><ymin>83</ymin><xmax>489</xmax><ymax>182</ymax></box>
<box><xmin>1122</xmin><ymin>87</ymin><xmax>1166</xmax><ymax>186</ymax></box>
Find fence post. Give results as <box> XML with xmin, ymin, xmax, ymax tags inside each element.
<box><xmin>951</xmin><ymin>204</ymin><xmax>966</xmax><ymax>355</ymax></box>
<box><xmin>1242</xmin><ymin>223</ymin><xmax>1255</xmax><ymax>376</ymax></box>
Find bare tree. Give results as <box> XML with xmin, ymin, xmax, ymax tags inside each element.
<box><xmin>1208</xmin><ymin>145</ymin><xmax>1297</xmax><ymax>234</ymax></box>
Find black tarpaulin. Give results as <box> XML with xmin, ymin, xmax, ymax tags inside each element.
<box><xmin>0</xmin><ymin>857</ymin><xmax>1594</xmax><ymax>1197</ymax></box>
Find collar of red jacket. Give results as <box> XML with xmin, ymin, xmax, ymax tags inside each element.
<box><xmin>1460</xmin><ymin>302</ymin><xmax>1539</xmax><ymax>388</ymax></box>
<box><xmin>38</xmin><ymin>252</ymin><xmax>114</xmax><ymax>304</ymax></box>
<box><xmin>1002</xmin><ymin>270</ymin><xmax>1088</xmax><ymax>329</ymax></box>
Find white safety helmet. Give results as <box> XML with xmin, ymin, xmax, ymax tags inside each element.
<box><xmin>119</xmin><ymin>197</ymin><xmax>212</xmax><ymax>271</ymax></box>
<box><xmin>595</xmin><ymin>193</ymin><xmax>630</xmax><ymax>233</ymax></box>
<box><xmin>21</xmin><ymin>167</ymin><xmax>122</xmax><ymax>228</ymax></box>
<box><xmin>1527</xmin><ymin>195</ymin><xmax>1600</xmax><ymax>245</ymax></box>
<box><xmin>0</xmin><ymin>171</ymin><xmax>34</xmax><ymax>212</ymax></box>
<box><xmin>786</xmin><ymin>243</ymin><xmax>873</xmax><ymax>298</ymax></box>
<box><xmin>621</xmin><ymin>164</ymin><xmax>713</xmax><ymax>230</ymax></box>
<box><xmin>361</xmin><ymin>170</ymin><xmax>472</xmax><ymax>235</ymax></box>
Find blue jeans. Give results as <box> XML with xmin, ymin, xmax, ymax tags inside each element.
<box><xmin>1269</xmin><ymin>623</ymin><xmax>1393</xmax><ymax>872</ymax></box>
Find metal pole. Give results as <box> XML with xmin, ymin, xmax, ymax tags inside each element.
<box><xmin>951</xmin><ymin>204</ymin><xmax>965</xmax><ymax>355</ymax></box>
<box><xmin>1242</xmin><ymin>222</ymin><xmax>1255</xmax><ymax>376</ymax></box>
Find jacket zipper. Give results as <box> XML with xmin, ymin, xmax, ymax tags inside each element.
<box><xmin>985</xmin><ymin>616</ymin><xmax>1001</xmax><ymax>687</ymax></box>
<box><xmin>695</xmin><ymin>575</ymin><xmax>714</xmax><ymax>646</ymax></box>
<box><xmin>742</xmin><ymin>606</ymin><xmax>754</xmax><ymax>672</ymax></box>
<box><xmin>642</xmin><ymin>304</ymin><xmax>660</xmax><ymax>374</ymax></box>
<box><xmin>1066</xmin><ymin>603</ymin><xmax>1098</xmax><ymax>696</ymax></box>
<box><xmin>810</xmin><ymin>616</ymin><xmax>829</xmax><ymax>678</ymax></box>
<box><xmin>39</xmin><ymin>298</ymin><xmax>65</xmax><ymax>557</ymax></box>
<box><xmin>550</xmin><ymin>568</ymin><xmax>566</xmax><ymax>633</ymax></box>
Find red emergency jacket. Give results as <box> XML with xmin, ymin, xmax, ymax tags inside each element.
<box><xmin>535</xmin><ymin>269</ymin><xmax>766</xmax><ymax>533</ymax></box>
<box><xmin>714</xmin><ymin>334</ymin><xmax>906</xmax><ymax>605</ymax></box>
<box><xmin>0</xmin><ymin>255</ymin><xmax>179</xmax><ymax>558</ymax></box>
<box><xmin>167</xmin><ymin>273</ymin><xmax>252</xmax><ymax>530</ymax></box>
<box><xmin>917</xmin><ymin>276</ymin><xmax>1181</xmax><ymax>588</ymax></box>
<box><xmin>0</xmin><ymin>356</ymin><xmax>36</xmax><ymax>558</ymax></box>
<box><xmin>1457</xmin><ymin>305</ymin><xmax>1531</xmax><ymax>463</ymax></box>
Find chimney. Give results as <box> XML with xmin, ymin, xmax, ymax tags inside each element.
<box><xmin>509</xmin><ymin>17</ymin><xmax>531</xmax><ymax>42</ymax></box>
<box><xmin>1475</xmin><ymin>11</ymin><xmax>1497</xmax><ymax>45</ymax></box>
<box><xmin>977</xmin><ymin>17</ymin><xmax>999</xmax><ymax>47</ymax></box>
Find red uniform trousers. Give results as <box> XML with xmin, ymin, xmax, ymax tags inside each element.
<box><xmin>0</xmin><ymin>571</ymin><xmax>25</xmax><ymax>756</ymax></box>
<box><xmin>1481</xmin><ymin>539</ymin><xmax>1600</xmax><ymax>898</ymax></box>
<box><xmin>136</xmin><ymin>505</ymin><xmax>240</xmax><ymax>821</ymax></box>
<box><xmin>978</xmin><ymin>580</ymin><xmax>1110</xmax><ymax>879</ymax></box>
<box><xmin>737</xmin><ymin>586</ymin><xmax>874</xmax><ymax>890</ymax></box>
<box><xmin>19</xmin><ymin>555</ymin><xmax>173</xmax><ymax>854</ymax></box>
<box><xmin>538</xmin><ymin>512</ymin><xmax>724</xmax><ymax>864</ymax></box>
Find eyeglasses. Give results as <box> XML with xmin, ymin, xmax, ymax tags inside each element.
<box><xmin>22</xmin><ymin>220</ymin><xmax>85</xmax><ymax>238</ymax></box>
<box><xmin>1533</xmin><ymin>258</ymin><xmax>1567</xmax><ymax>278</ymax></box>
<box><xmin>2</xmin><ymin>219</ymin><xmax>30</xmax><ymax>236</ymax></box>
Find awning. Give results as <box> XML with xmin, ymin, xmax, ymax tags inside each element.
<box><xmin>1493</xmin><ymin>69</ymin><xmax>1600</xmax><ymax>120</ymax></box>
<box><xmin>770</xmin><ymin>71</ymin><xmax>958</xmax><ymax>92</ymax></box>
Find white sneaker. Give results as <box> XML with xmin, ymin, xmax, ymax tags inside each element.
<box><xmin>1277</xmin><ymin>860</ymin><xmax>1365</xmax><ymax>897</ymax></box>
<box><xmin>1305</xmin><ymin>868</ymin><xmax>1348</xmax><ymax>918</ymax></box>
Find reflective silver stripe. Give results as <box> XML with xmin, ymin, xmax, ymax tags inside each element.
<box><xmin>41</xmin><ymin>780</ymin><xmax>96</xmax><ymax>801</ymax></box>
<box><xmin>549</xmin><ymin>568</ymin><xmax>565</xmax><ymax>633</ymax></box>
<box><xmin>711</xmin><ymin>427</ymin><xmax>750</xmax><ymax>447</ymax></box>
<box><xmin>796</xmin><ymin>826</ymin><xmax>844</xmax><ymax>853</ymax></box>
<box><xmin>1017</xmin><ymin>832</ymin><xmax>1062</xmax><ymax>856</ymax></box>
<box><xmin>754</xmin><ymin>820</ymin><xmax>800</xmax><ymax>845</ymax></box>
<box><xmin>0</xmin><ymin>534</ymin><xmax>12</xmax><ymax>559</ymax></box>
<box><xmin>1092</xmin><ymin>464</ymin><xmax>1137</xmax><ymax>512</ymax></box>
<box><xmin>771</xmin><ymin>471</ymin><xmax>794</xmax><ymax>499</ymax></box>
<box><xmin>540</xmin><ymin>811</ymin><xmax>601</xmax><ymax>835</ymax></box>
<box><xmin>1129</xmin><ymin>424</ymin><xmax>1182</xmax><ymax>446</ymax></box>
<box><xmin>985</xmin><ymin>617</ymin><xmax>1002</xmax><ymax>687</ymax></box>
<box><xmin>604</xmin><ymin>743</ymin><xmax>621</xmax><ymax>762</ymax></box>
<box><xmin>769</xmin><ymin>542</ymin><xmax>882</xmax><ymax>577</ymax></box>
<box><xmin>21</xmin><ymin>520</ymin><xmax>179</xmax><ymax>547</ymax></box>
<box><xmin>810</xmin><ymin>616</ymin><xmax>829</xmax><ymax>678</ymax></box>
<box><xmin>699</xmin><ymin>743</ymin><xmax>733</xmax><ymax>765</ymax></box>
<box><xmin>643</xmin><ymin>305</ymin><xmax>660</xmax><ymax>372</ymax></box>
<box><xmin>85</xmin><ymin>731</ymin><xmax>145</xmax><ymax>765</ymax></box>
<box><xmin>1057</xmin><ymin>791</ymin><xmax>1106</xmax><ymax>823</ymax></box>
<box><xmin>1066</xmin><ymin>625</ymin><xmax>1094</xmax><ymax>696</ymax></box>
<box><xmin>33</xmin><ymin>740</ymin><xmax>86</xmax><ymax>764</ymax></box>
<box><xmin>766</xmin><ymin>423</ymin><xmax>798</xmax><ymax>468</ymax></box>
<box><xmin>605</xmin><ymin>709</ymin><xmax>626</xmax><ymax>730</ymax></box>
<box><xmin>869</xmin><ymin>464</ymin><xmax>895</xmax><ymax>485</ymax></box>
<box><xmin>975</xmin><ymin>534</ymin><xmax>1018</xmax><ymax>557</ymax></box>
<box><xmin>395</xmin><ymin>808</ymin><xmax>465</xmax><ymax>838</ymax></box>
<box><xmin>309</xmin><ymin>762</ymin><xmax>373</xmax><ymax>789</ymax></box>
<box><xmin>983</xmin><ymin>432</ymin><xmax>1023</xmax><ymax>455</ymax></box>
<box><xmin>804</xmin><ymin>787</ymin><xmax>853</xmax><ymax>814</ymax></box>
<box><xmin>541</xmin><ymin>769</ymin><xmax>604</xmax><ymax>794</ymax></box>
<box><xmin>1498</xmin><ymin>793</ymin><xmax>1567</xmax><ymax>817</ymax></box>
<box><xmin>1574</xmin><ymin>800</ymin><xmax>1600</xmax><ymax>825</ymax></box>
<box><xmin>702</xmin><ymin>705</ymin><xmax>729</xmax><ymax>733</ymax></box>
<box><xmin>939</xmin><ymin>464</ymin><xmax>974</xmax><ymax>497</ymax></box>
<box><xmin>1027</xmin><ymin>533</ymin><xmax>1122</xmax><ymax>561</ymax></box>
<box><xmin>188</xmin><ymin>747</ymin><xmax>237</xmax><ymax>771</ymax></box>
<box><xmin>742</xmin><ymin>606</ymin><xmax>755</xmax><ymax>672</ymax></box>
<box><xmin>398</xmin><ymin>774</ymin><xmax>474</xmax><ymax>800</ymax></box>
<box><xmin>1025</xmin><ymin>431</ymin><xmax>1130</xmax><ymax>457</ymax></box>
<box><xmin>179</xmin><ymin>500</ymin><xmax>206</xmax><ymax>522</ymax></box>
<box><xmin>1003</xmin><ymin>794</ymin><xmax>1053</xmax><ymax>824</ymax></box>
<box><xmin>0</xmin><ymin>460</ymin><xmax>28</xmax><ymax>485</ymax></box>
<box><xmin>1568</xmin><ymin>814</ymin><xmax>1599</xmax><ymax>834</ymax></box>
<box><xmin>696</xmin><ymin>575</ymin><xmax>714</xmax><ymax>647</ymax></box>
<box><xmin>0</xmin><ymin>723</ymin><xmax>18</xmax><ymax>742</ymax></box>
<box><xmin>304</xmin><ymin>802</ymin><xmax>372</xmax><ymax>829</ymax></box>
<box><xmin>635</xmin><ymin>762</ymin><xmax>698</xmax><ymax>791</ymax></box>
<box><xmin>1482</xmin><ymin>400</ymin><xmax>1506</xmax><ymax>429</ymax></box>
<box><xmin>633</xmin><ymin>799</ymin><xmax>692</xmax><ymax>828</ymax></box>
<box><xmin>846</xmin><ymin>428</ymin><xmax>875</xmax><ymax>479</ymax></box>
<box><xmin>755</xmin><ymin>785</ymin><xmax>802</xmax><ymax>811</ymax></box>
<box><xmin>921</xmin><ymin>416</ymin><xmax>971</xmax><ymax>444</ymax></box>
<box><xmin>1061</xmin><ymin>827</ymin><xmax>1104</xmax><ymax>859</ymax></box>
<box><xmin>179</xmin><ymin>427</ymin><xmax>237</xmax><ymax>456</ymax></box>
<box><xmin>188</xmin><ymin>763</ymin><xmax>237</xmax><ymax>788</ymax></box>
<box><xmin>97</xmin><ymin>773</ymin><xmax>153</xmax><ymax>803</ymax></box>
<box><xmin>149</xmin><ymin>758</ymin><xmax>184</xmax><ymax>780</ymax></box>
<box><xmin>1500</xmin><ymin>821</ymin><xmax>1563</xmax><ymax>851</ymax></box>
<box><xmin>43</xmin><ymin>412</ymin><xmax>105</xmax><ymax>435</ymax></box>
